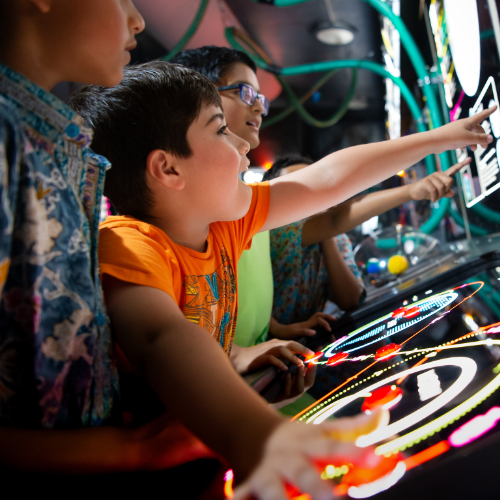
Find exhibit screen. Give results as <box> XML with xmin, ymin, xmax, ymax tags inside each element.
<box><xmin>294</xmin><ymin>263</ymin><xmax>500</xmax><ymax>497</ymax></box>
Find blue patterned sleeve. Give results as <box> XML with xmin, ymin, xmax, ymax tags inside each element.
<box><xmin>0</xmin><ymin>100</ymin><xmax>22</xmax><ymax>295</ymax></box>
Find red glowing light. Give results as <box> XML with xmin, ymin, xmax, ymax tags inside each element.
<box><xmin>326</xmin><ymin>352</ymin><xmax>349</xmax><ymax>367</ymax></box>
<box><xmin>305</xmin><ymin>351</ymin><xmax>324</xmax><ymax>363</ymax></box>
<box><xmin>263</xmin><ymin>161</ymin><xmax>273</xmax><ymax>170</ymax></box>
<box><xmin>403</xmin><ymin>441</ymin><xmax>450</xmax><ymax>471</ymax></box>
<box><xmin>341</xmin><ymin>454</ymin><xmax>402</xmax><ymax>488</ymax></box>
<box><xmin>391</xmin><ymin>307</ymin><xmax>406</xmax><ymax>319</ymax></box>
<box><xmin>403</xmin><ymin>306</ymin><xmax>420</xmax><ymax>319</ymax></box>
<box><xmin>361</xmin><ymin>385</ymin><xmax>403</xmax><ymax>413</ymax></box>
<box><xmin>375</xmin><ymin>343</ymin><xmax>402</xmax><ymax>361</ymax></box>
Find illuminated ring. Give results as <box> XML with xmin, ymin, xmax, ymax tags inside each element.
<box><xmin>323</xmin><ymin>292</ymin><xmax>458</xmax><ymax>358</ymax></box>
<box><xmin>307</xmin><ymin>358</ymin><xmax>477</xmax><ymax>450</ymax></box>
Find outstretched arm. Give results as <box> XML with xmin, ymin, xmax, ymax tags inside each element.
<box><xmin>261</xmin><ymin>109</ymin><xmax>493</xmax><ymax>233</ymax></box>
<box><xmin>301</xmin><ymin>159</ymin><xmax>469</xmax><ymax>247</ymax></box>
<box><xmin>103</xmin><ymin>276</ymin><xmax>385</xmax><ymax>498</ymax></box>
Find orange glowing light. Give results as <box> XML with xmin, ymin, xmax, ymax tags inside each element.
<box><xmin>263</xmin><ymin>161</ymin><xmax>273</xmax><ymax>170</ymax></box>
<box><xmin>305</xmin><ymin>351</ymin><xmax>324</xmax><ymax>363</ymax></box>
<box><xmin>224</xmin><ymin>469</ymin><xmax>234</xmax><ymax>499</ymax></box>
<box><xmin>403</xmin><ymin>441</ymin><xmax>450</xmax><ymax>471</ymax></box>
<box><xmin>326</xmin><ymin>352</ymin><xmax>349</xmax><ymax>367</ymax></box>
<box><xmin>375</xmin><ymin>343</ymin><xmax>402</xmax><ymax>361</ymax></box>
<box><xmin>361</xmin><ymin>385</ymin><xmax>403</xmax><ymax>413</ymax></box>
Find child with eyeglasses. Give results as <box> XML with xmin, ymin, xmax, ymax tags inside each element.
<box><xmin>173</xmin><ymin>46</ymin><xmax>472</xmax><ymax>349</ymax></box>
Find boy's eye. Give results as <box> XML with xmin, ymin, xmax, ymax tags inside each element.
<box><xmin>219</xmin><ymin>125</ymin><xmax>229</xmax><ymax>135</ymax></box>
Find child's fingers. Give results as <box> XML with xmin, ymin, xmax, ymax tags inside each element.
<box><xmin>321</xmin><ymin>409</ymin><xmax>390</xmax><ymax>443</ymax></box>
<box><xmin>255</xmin><ymin>354</ymin><xmax>288</xmax><ymax>371</ymax></box>
<box><xmin>285</xmin><ymin>341</ymin><xmax>316</xmax><ymax>357</ymax></box>
<box><xmin>283</xmin><ymin>372</ymin><xmax>292</xmax><ymax>399</ymax></box>
<box><xmin>445</xmin><ymin>157</ymin><xmax>471</xmax><ymax>177</ymax></box>
<box><xmin>233</xmin><ymin>471</ymin><xmax>288</xmax><ymax>500</ymax></box>
<box><xmin>304</xmin><ymin>363</ymin><xmax>317</xmax><ymax>389</ymax></box>
<box><xmin>279</xmin><ymin>455</ymin><xmax>335</xmax><ymax>500</ymax></box>
<box><xmin>293</xmin><ymin>365</ymin><xmax>305</xmax><ymax>396</ymax></box>
<box><xmin>470</xmin><ymin>105</ymin><xmax>497</xmax><ymax>124</ymax></box>
<box><xmin>428</xmin><ymin>175</ymin><xmax>448</xmax><ymax>202</ymax></box>
<box><xmin>469</xmin><ymin>132</ymin><xmax>493</xmax><ymax>150</ymax></box>
<box><xmin>270</xmin><ymin>347</ymin><xmax>304</xmax><ymax>368</ymax></box>
<box><xmin>315</xmin><ymin>316</ymin><xmax>332</xmax><ymax>332</ymax></box>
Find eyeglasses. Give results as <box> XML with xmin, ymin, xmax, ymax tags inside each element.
<box><xmin>217</xmin><ymin>83</ymin><xmax>270</xmax><ymax>117</ymax></box>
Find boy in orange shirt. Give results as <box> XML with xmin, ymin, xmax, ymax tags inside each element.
<box><xmin>72</xmin><ymin>60</ymin><xmax>493</xmax><ymax>498</ymax></box>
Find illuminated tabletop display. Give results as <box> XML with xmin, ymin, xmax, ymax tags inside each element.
<box><xmin>227</xmin><ymin>278</ymin><xmax>500</xmax><ymax>499</ymax></box>
<box><xmin>290</xmin><ymin>282</ymin><xmax>500</xmax><ymax>498</ymax></box>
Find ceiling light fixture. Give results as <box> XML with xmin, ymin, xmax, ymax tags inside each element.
<box><xmin>314</xmin><ymin>20</ymin><xmax>356</xmax><ymax>45</ymax></box>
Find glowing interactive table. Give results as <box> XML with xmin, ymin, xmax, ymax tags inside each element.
<box><xmin>247</xmin><ymin>236</ymin><xmax>500</xmax><ymax>499</ymax></box>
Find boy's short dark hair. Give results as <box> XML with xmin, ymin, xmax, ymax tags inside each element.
<box><xmin>171</xmin><ymin>46</ymin><xmax>257</xmax><ymax>84</ymax></box>
<box><xmin>263</xmin><ymin>155</ymin><xmax>313</xmax><ymax>182</ymax></box>
<box><xmin>70</xmin><ymin>61</ymin><xmax>222</xmax><ymax>219</ymax></box>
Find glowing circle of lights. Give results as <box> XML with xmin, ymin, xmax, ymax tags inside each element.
<box><xmin>307</xmin><ymin>357</ymin><xmax>477</xmax><ymax>452</ymax></box>
<box><xmin>323</xmin><ymin>291</ymin><xmax>458</xmax><ymax>358</ymax></box>
<box><xmin>347</xmin><ymin>462</ymin><xmax>406</xmax><ymax>499</ymax></box>
<box><xmin>443</xmin><ymin>0</ymin><xmax>481</xmax><ymax>96</ymax></box>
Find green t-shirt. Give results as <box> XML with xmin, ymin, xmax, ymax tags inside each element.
<box><xmin>235</xmin><ymin>231</ymin><xmax>274</xmax><ymax>347</ymax></box>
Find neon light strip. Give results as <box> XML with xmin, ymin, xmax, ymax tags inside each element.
<box><xmin>403</xmin><ymin>441</ymin><xmax>450</xmax><ymax>471</ymax></box>
<box><xmin>375</xmin><ymin>370</ymin><xmax>500</xmax><ymax>456</ymax></box>
<box><xmin>448</xmin><ymin>407</ymin><xmax>500</xmax><ymax>447</ymax></box>
<box><xmin>324</xmin><ymin>292</ymin><xmax>457</xmax><ymax>357</ymax></box>
<box><xmin>347</xmin><ymin>462</ymin><xmax>406</xmax><ymax>499</ymax></box>
<box><xmin>292</xmin><ymin>283</ymin><xmax>484</xmax><ymax>421</ymax></box>
<box><xmin>310</xmin><ymin>358</ymin><xmax>476</xmax><ymax>450</ymax></box>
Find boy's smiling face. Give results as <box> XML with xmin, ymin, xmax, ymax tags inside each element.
<box><xmin>218</xmin><ymin>63</ymin><xmax>265</xmax><ymax>150</ymax></box>
<box><xmin>179</xmin><ymin>103</ymin><xmax>253</xmax><ymax>222</ymax></box>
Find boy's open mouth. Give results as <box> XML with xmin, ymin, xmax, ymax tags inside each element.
<box><xmin>246</xmin><ymin>120</ymin><xmax>260</xmax><ymax>129</ymax></box>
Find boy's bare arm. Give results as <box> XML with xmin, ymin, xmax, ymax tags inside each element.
<box><xmin>103</xmin><ymin>276</ymin><xmax>284</xmax><ymax>479</ymax></box>
<box><xmin>301</xmin><ymin>159</ymin><xmax>468</xmax><ymax>247</ymax></box>
<box><xmin>261</xmin><ymin>110</ymin><xmax>493</xmax><ymax>233</ymax></box>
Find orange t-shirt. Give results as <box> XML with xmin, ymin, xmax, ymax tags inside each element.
<box><xmin>98</xmin><ymin>182</ymin><xmax>270</xmax><ymax>354</ymax></box>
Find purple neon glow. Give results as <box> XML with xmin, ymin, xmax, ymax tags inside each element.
<box><xmin>450</xmin><ymin>91</ymin><xmax>466</xmax><ymax>122</ymax></box>
<box><xmin>448</xmin><ymin>407</ymin><xmax>500</xmax><ymax>447</ymax></box>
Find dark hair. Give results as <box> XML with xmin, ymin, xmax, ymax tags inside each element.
<box><xmin>262</xmin><ymin>155</ymin><xmax>313</xmax><ymax>181</ymax></box>
<box><xmin>70</xmin><ymin>61</ymin><xmax>222</xmax><ymax>219</ymax></box>
<box><xmin>171</xmin><ymin>46</ymin><xmax>257</xmax><ymax>84</ymax></box>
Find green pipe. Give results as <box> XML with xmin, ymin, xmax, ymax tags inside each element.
<box><xmin>162</xmin><ymin>0</ymin><xmax>210</xmax><ymax>61</ymax></box>
<box><xmin>262</xmin><ymin>69</ymin><xmax>341</xmax><ymax>128</ymax></box>
<box><xmin>470</xmin><ymin>203</ymin><xmax>500</xmax><ymax>225</ymax></box>
<box><xmin>448</xmin><ymin>207</ymin><xmax>489</xmax><ymax>236</ymax></box>
<box><xmin>276</xmin><ymin>69</ymin><xmax>357</xmax><ymax>128</ymax></box>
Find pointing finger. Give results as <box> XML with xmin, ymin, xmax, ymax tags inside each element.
<box><xmin>445</xmin><ymin>157</ymin><xmax>471</xmax><ymax>177</ymax></box>
<box><xmin>470</xmin><ymin>105</ymin><xmax>498</xmax><ymax>123</ymax></box>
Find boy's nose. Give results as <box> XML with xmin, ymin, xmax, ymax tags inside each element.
<box><xmin>129</xmin><ymin>1</ymin><xmax>146</xmax><ymax>34</ymax></box>
<box><xmin>239</xmin><ymin>138</ymin><xmax>250</xmax><ymax>156</ymax></box>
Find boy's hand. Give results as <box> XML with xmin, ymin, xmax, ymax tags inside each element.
<box><xmin>233</xmin><ymin>410</ymin><xmax>389</xmax><ymax>500</ymax></box>
<box><xmin>408</xmin><ymin>158</ymin><xmax>471</xmax><ymax>203</ymax></box>
<box><xmin>272</xmin><ymin>363</ymin><xmax>317</xmax><ymax>409</ymax></box>
<box><xmin>271</xmin><ymin>312</ymin><xmax>336</xmax><ymax>340</ymax></box>
<box><xmin>433</xmin><ymin>106</ymin><xmax>496</xmax><ymax>153</ymax></box>
<box><xmin>231</xmin><ymin>339</ymin><xmax>314</xmax><ymax>374</ymax></box>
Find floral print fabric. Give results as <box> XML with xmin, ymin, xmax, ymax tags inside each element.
<box><xmin>0</xmin><ymin>64</ymin><xmax>119</xmax><ymax>429</ymax></box>
<box><xmin>270</xmin><ymin>220</ymin><xmax>362</xmax><ymax>325</ymax></box>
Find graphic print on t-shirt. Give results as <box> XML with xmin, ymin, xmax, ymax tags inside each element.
<box><xmin>182</xmin><ymin>247</ymin><xmax>237</xmax><ymax>352</ymax></box>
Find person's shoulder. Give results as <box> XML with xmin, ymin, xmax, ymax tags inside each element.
<box><xmin>100</xmin><ymin>216</ymin><xmax>172</xmax><ymax>248</ymax></box>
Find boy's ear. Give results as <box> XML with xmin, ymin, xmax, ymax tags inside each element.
<box><xmin>146</xmin><ymin>150</ymin><xmax>185</xmax><ymax>191</ymax></box>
